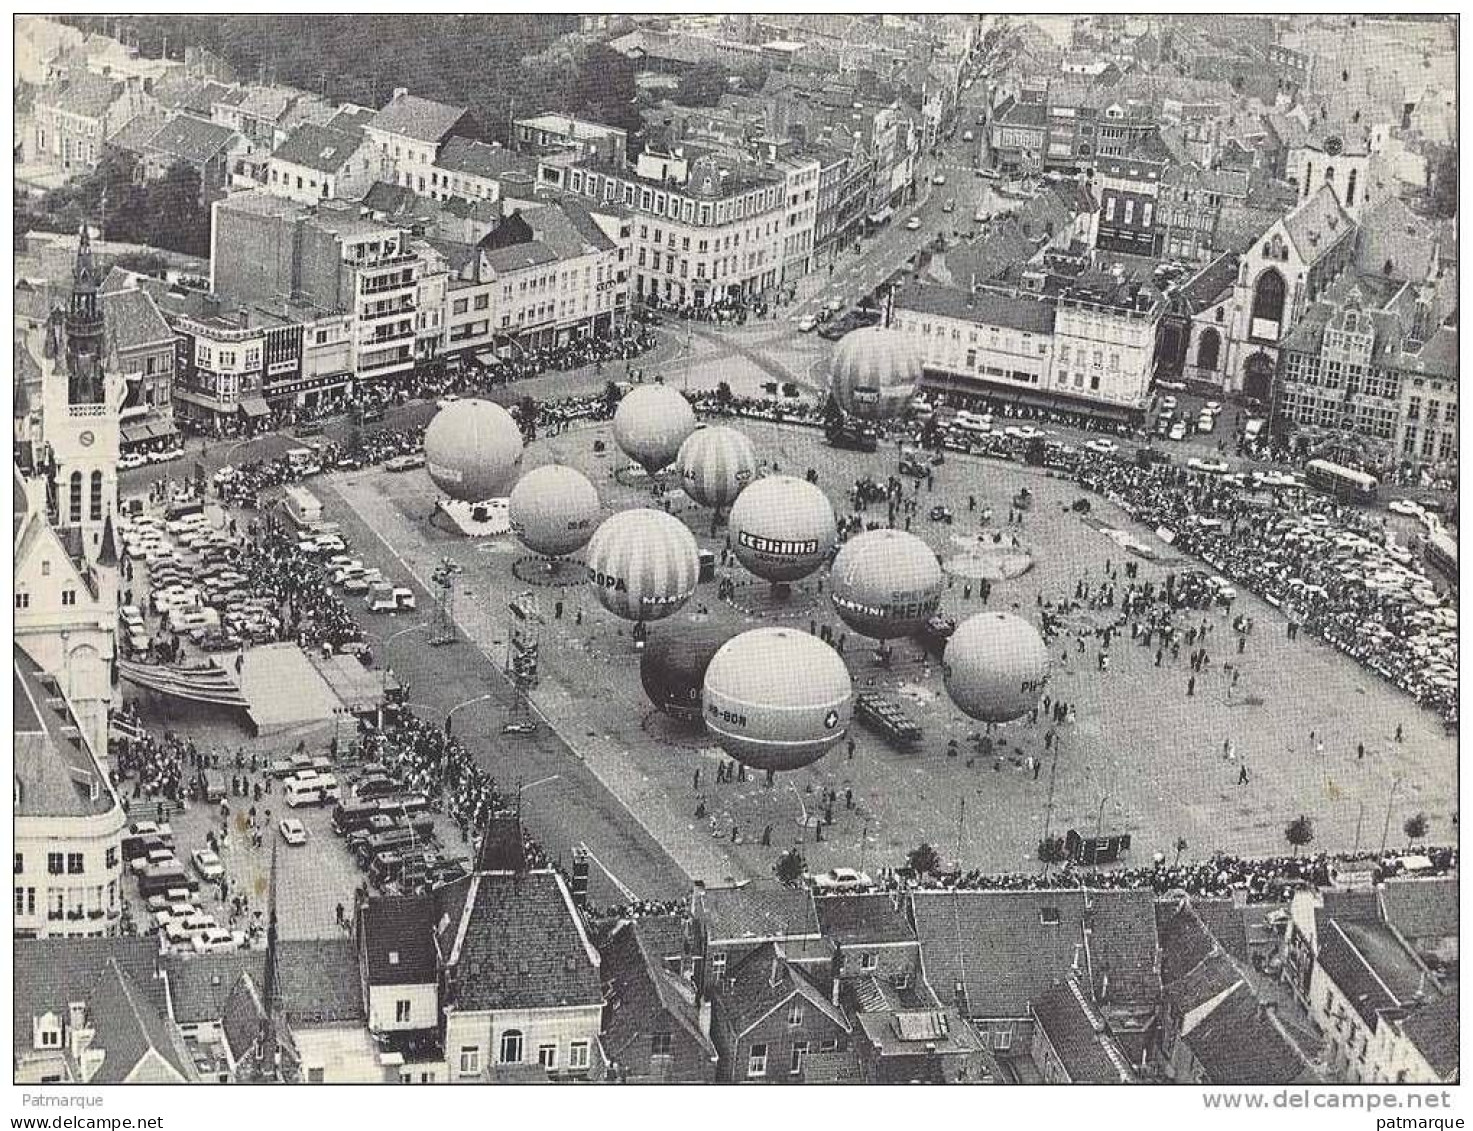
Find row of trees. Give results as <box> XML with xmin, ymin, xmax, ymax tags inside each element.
<box><xmin>17</xmin><ymin>152</ymin><xmax>210</xmax><ymax>258</ymax></box>
<box><xmin>772</xmin><ymin>813</ymin><xmax>1435</xmax><ymax>886</ymax></box>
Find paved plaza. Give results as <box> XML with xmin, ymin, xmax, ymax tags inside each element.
<box><xmin>319</xmin><ymin>415</ymin><xmax>1456</xmax><ymax>890</ymax></box>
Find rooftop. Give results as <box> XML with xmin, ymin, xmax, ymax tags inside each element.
<box><xmin>160</xmin><ymin>951</ymin><xmax>267</xmax><ymax>1024</ymax></box>
<box><xmin>14</xmin><ymin>645</ymin><xmax>116</xmax><ymax>818</ymax></box>
<box><xmin>83</xmin><ymin>958</ymin><xmax>192</xmax><ymax>1084</ymax></box>
<box><xmin>276</xmin><ymin>938</ymin><xmax>366</xmax><ymax>1026</ymax></box>
<box><xmin>814</xmin><ymin>893</ymin><xmax>917</xmax><ymax>947</ymax></box>
<box><xmin>436</xmin><ymin>136</ymin><xmax>535</xmax><ymax>182</ymax></box>
<box><xmin>1318</xmin><ymin>916</ymin><xmax>1436</xmax><ymax>1028</ymax></box>
<box><xmin>894</xmin><ymin>283</ymin><xmax>1056</xmax><ymax>335</ymax></box>
<box><xmin>103</xmin><ymin>286</ymin><xmax>173</xmax><ymax>354</ymax></box>
<box><xmin>693</xmin><ymin>881</ymin><xmax>820</xmax><ymax>945</ymax></box>
<box><xmin>360</xmin><ymin>894</ymin><xmax>439</xmax><ymax>987</ymax></box>
<box><xmin>1181</xmin><ymin>981</ymin><xmax>1311</xmax><ymax>1085</ymax></box>
<box><xmin>270</xmin><ymin>123</ymin><xmax>364</xmax><ymax>174</ymax></box>
<box><xmin>13</xmin><ymin>937</ymin><xmax>162</xmax><ymax>1057</ymax></box>
<box><xmin>144</xmin><ymin>115</ymin><xmax>240</xmax><ymax>164</ymax></box>
<box><xmin>1031</xmin><ymin>977</ymin><xmax>1135</xmax><ymax>1083</ymax></box>
<box><xmin>1282</xmin><ymin>183</ymin><xmax>1354</xmax><ymax>268</ymax></box>
<box><xmin>36</xmin><ymin>72</ymin><xmax>119</xmax><ymax>119</ymax></box>
<box><xmin>368</xmin><ymin>91</ymin><xmax>469</xmax><ymax>145</ymax></box>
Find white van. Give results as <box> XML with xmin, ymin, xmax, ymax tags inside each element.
<box><xmin>284</xmin><ymin>773</ymin><xmax>341</xmax><ymax>808</ymax></box>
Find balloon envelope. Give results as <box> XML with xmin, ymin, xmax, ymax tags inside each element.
<box><xmin>942</xmin><ymin>612</ymin><xmax>1050</xmax><ymax>724</ymax></box>
<box><xmin>728</xmin><ymin>476</ymin><xmax>838</xmax><ymax>583</ymax></box>
<box><xmin>702</xmin><ymin>627</ymin><xmax>852</xmax><ymax>771</ymax></box>
<box><xmin>641</xmin><ymin>621</ymin><xmax>738</xmax><ymax>722</ymax></box>
<box><xmin>829</xmin><ymin>529</ymin><xmax>944</xmax><ymax>639</ymax></box>
<box><xmin>612</xmin><ymin>385</ymin><xmax>698</xmax><ymax>475</ymax></box>
<box><xmin>424</xmin><ymin>399</ymin><xmax>525</xmax><ymax>502</ymax></box>
<box><xmin>585</xmin><ymin>508</ymin><xmax>700</xmax><ymax>622</ymax></box>
<box><xmin>828</xmin><ymin>327</ymin><xmax>921</xmax><ymax>422</ymax></box>
<box><xmin>509</xmin><ymin>465</ymin><xmax>601</xmax><ymax>557</ymax></box>
<box><xmin>676</xmin><ymin>426</ymin><xmax>758</xmax><ymax>509</ymax></box>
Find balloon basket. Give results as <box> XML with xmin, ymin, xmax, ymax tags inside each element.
<box><xmin>511</xmin><ymin>554</ymin><xmax>586</xmax><ymax>587</ymax></box>
<box><xmin>719</xmin><ymin>577</ymin><xmax>823</xmax><ymax>619</ymax></box>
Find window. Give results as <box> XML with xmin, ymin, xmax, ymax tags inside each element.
<box><xmin>650</xmin><ymin>1032</ymin><xmax>672</xmax><ymax>1057</ymax></box>
<box><xmin>89</xmin><ymin>471</ymin><xmax>103</xmax><ymax>521</ymax></box>
<box><xmin>790</xmin><ymin>1041</ymin><xmax>809</xmax><ymax>1075</ymax></box>
<box><xmin>473</xmin><ymin>294</ymin><xmax>489</xmax><ymax>311</ymax></box>
<box><xmin>67</xmin><ymin>853</ymin><xmax>83</xmax><ymax>874</ymax></box>
<box><xmin>69</xmin><ymin>471</ymin><xmax>83</xmax><ymax>523</ymax></box>
<box><xmin>307</xmin><ymin>1067</ymin><xmax>325</xmax><ymax>1083</ymax></box>
<box><xmin>47</xmin><ymin>853</ymin><xmax>63</xmax><ymax>876</ymax></box>
<box><xmin>458</xmin><ymin>1046</ymin><xmax>481</xmax><ymax>1077</ymax></box>
<box><xmin>394</xmin><ymin>1000</ymin><xmax>411</xmax><ymax>1024</ymax></box>
<box><xmin>104</xmin><ymin>847</ymin><xmax>116</xmax><ymax>870</ymax></box>
<box><xmin>747</xmin><ymin>1043</ymin><xmax>768</xmax><ymax>1078</ymax></box>
<box><xmin>1104</xmin><ymin>197</ymin><xmax>1116</xmax><ymax>223</ymax></box>
<box><xmin>61</xmin><ymin>590</ymin><xmax>77</xmax><ymax>607</ymax></box>
<box><xmin>498</xmin><ymin>1029</ymin><xmax>524</xmax><ymax>1064</ymax></box>
<box><xmin>568</xmin><ymin>1041</ymin><xmax>589</xmax><ymax>1071</ymax></box>
<box><xmin>787</xmin><ymin>999</ymin><xmax>804</xmax><ymax>1027</ymax></box>
<box><xmin>993</xmin><ymin>1024</ymin><xmax>1013</xmax><ymax>1050</ymax></box>
<box><xmin>537</xmin><ymin>1043</ymin><xmax>558</xmax><ymax>1070</ymax></box>
<box><xmin>13</xmin><ymin>854</ymin><xmax>21</xmax><ymax>875</ymax></box>
<box><xmin>820</xmin><ymin>1039</ymin><xmax>839</xmax><ymax>1053</ymax></box>
<box><xmin>14</xmin><ymin>888</ymin><xmax>24</xmax><ymax>915</ymax></box>
<box><xmin>15</xmin><ymin>593</ymin><xmax>28</xmax><ymax>610</ymax></box>
<box><xmin>1039</xmin><ymin>906</ymin><xmax>1061</xmax><ymax>925</ymax></box>
<box><xmin>452</xmin><ymin>298</ymin><xmax>468</xmax><ymax>315</ymax></box>
<box><xmin>709</xmin><ymin>951</ymin><xmax>726</xmax><ymax>978</ymax></box>
<box><xmin>860</xmin><ymin>952</ymin><xmax>878</xmax><ymax>971</ymax></box>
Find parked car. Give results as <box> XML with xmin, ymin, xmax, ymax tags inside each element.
<box><xmin>391</xmin><ymin>587</ymin><xmax>416</xmax><ymax>611</ymax></box>
<box><xmin>798</xmin><ymin>316</ymin><xmax>818</xmax><ymax>333</ymax></box>
<box><xmin>905</xmin><ymin>216</ymin><xmax>922</xmax><ymax>231</ymax></box>
<box><xmin>366</xmin><ymin>585</ymin><xmax>398</xmax><ymax>613</ymax></box>
<box><xmin>809</xmin><ymin>867</ymin><xmax>875</xmax><ymax>893</ymax></box>
<box><xmin>278</xmin><ymin>818</ymin><xmax>309</xmax><ymax>846</ymax></box>
<box><xmin>191</xmin><ymin>849</ymin><xmax>225</xmax><ymax>882</ymax></box>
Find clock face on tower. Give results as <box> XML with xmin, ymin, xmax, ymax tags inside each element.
<box><xmin>79</xmin><ymin>430</ymin><xmax>95</xmax><ymax>447</ymax></box>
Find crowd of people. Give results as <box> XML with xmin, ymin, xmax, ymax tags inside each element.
<box><xmin>869</xmin><ymin>846</ymin><xmax>1458</xmax><ymax>904</ymax></box>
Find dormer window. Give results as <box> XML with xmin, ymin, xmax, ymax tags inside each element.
<box><xmin>34</xmin><ymin>1012</ymin><xmax>61</xmax><ymax>1049</ymax></box>
<box><xmin>1039</xmin><ymin>907</ymin><xmax>1061</xmax><ymax>926</ymax></box>
<box><xmin>388</xmin><ymin>950</ymin><xmax>400</xmax><ymax>966</ymax></box>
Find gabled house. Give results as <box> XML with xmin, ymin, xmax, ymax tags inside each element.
<box><xmin>275</xmin><ymin>938</ymin><xmax>376</xmax><ymax>1083</ymax></box>
<box><xmin>137</xmin><ymin>114</ymin><xmax>248</xmax><ymax>202</ymax></box>
<box><xmin>691</xmin><ymin>881</ymin><xmax>822</xmax><ymax>995</ymax></box>
<box><xmin>356</xmin><ymin>892</ymin><xmax>441</xmax><ymax>1070</ymax></box>
<box><xmin>267</xmin><ymin>122</ymin><xmax>387</xmax><ymax>205</ymax></box>
<box><xmin>709</xmin><ymin>942</ymin><xmax>852</xmax><ymax>1082</ymax></box>
<box><xmin>33</xmin><ymin>71</ymin><xmax>149</xmax><ymax>172</ymax></box>
<box><xmin>362</xmin><ymin>89</ymin><xmax>477</xmax><ymax>195</ymax></box>
<box><xmin>600</xmin><ymin>915</ymin><xmax>718</xmax><ymax>1082</ymax></box>
<box><xmin>911</xmin><ymin>888</ymin><xmax>1160</xmax><ymax>1065</ymax></box>
<box><xmin>1030</xmin><ymin>976</ymin><xmax>1136</xmax><ymax>1083</ymax></box>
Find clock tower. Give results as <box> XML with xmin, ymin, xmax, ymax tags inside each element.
<box><xmin>41</xmin><ymin>224</ymin><xmax>122</xmax><ymax>562</ymax></box>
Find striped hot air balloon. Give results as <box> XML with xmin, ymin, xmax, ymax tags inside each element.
<box><xmin>828</xmin><ymin>327</ymin><xmax>922</xmax><ymax>422</ymax></box>
<box><xmin>675</xmin><ymin>425</ymin><xmax>758</xmax><ymax>509</ymax></box>
<box><xmin>585</xmin><ymin>508</ymin><xmax>701</xmax><ymax>623</ymax></box>
<box><xmin>612</xmin><ymin>384</ymin><xmax>697</xmax><ymax>475</ymax></box>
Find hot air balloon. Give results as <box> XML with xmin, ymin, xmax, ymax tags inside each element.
<box><xmin>728</xmin><ymin>476</ymin><xmax>837</xmax><ymax>583</ymax></box>
<box><xmin>424</xmin><ymin>399</ymin><xmax>525</xmax><ymax>502</ymax></box>
<box><xmin>585</xmin><ymin>508</ymin><xmax>700</xmax><ymax>623</ymax></box>
<box><xmin>676</xmin><ymin>425</ymin><xmax>758</xmax><ymax>510</ymax></box>
<box><xmin>640</xmin><ymin>621</ymin><xmax>738</xmax><ymax>722</ymax></box>
<box><xmin>702</xmin><ymin>627</ymin><xmax>853</xmax><ymax>771</ymax></box>
<box><xmin>829</xmin><ymin>529</ymin><xmax>944</xmax><ymax>639</ymax></box>
<box><xmin>612</xmin><ymin>385</ymin><xmax>698</xmax><ymax>476</ymax></box>
<box><xmin>942</xmin><ymin>612</ymin><xmax>1050</xmax><ymax>724</ymax></box>
<box><xmin>828</xmin><ymin>327</ymin><xmax>922</xmax><ymax>422</ymax></box>
<box><xmin>509</xmin><ymin>465</ymin><xmax>601</xmax><ymax>558</ymax></box>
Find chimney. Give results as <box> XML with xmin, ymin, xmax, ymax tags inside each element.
<box><xmin>570</xmin><ymin>847</ymin><xmax>590</xmax><ymax>909</ymax></box>
<box><xmin>238</xmin><ymin>307</ymin><xmax>250</xmax><ymax>330</ymax></box>
<box><xmin>770</xmin><ymin>953</ymin><xmax>781</xmax><ymax>988</ymax></box>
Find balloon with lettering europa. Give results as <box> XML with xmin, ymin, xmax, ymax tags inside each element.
<box><xmin>585</xmin><ymin>507</ymin><xmax>699</xmax><ymax>623</ymax></box>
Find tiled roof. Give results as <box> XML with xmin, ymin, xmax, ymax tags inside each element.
<box><xmin>220</xmin><ymin>972</ymin><xmax>266</xmax><ymax>1066</ymax></box>
<box><xmin>37</xmin><ymin>72</ymin><xmax>120</xmax><ymax>119</ymax></box>
<box><xmin>518</xmin><ymin>201</ymin><xmax>615</xmax><ymax>258</ymax></box>
<box><xmin>1179</xmin><ymin>253</ymin><xmax>1239</xmax><ymax>315</ymax></box>
<box><xmin>233</xmin><ymin>85</ymin><xmax>298</xmax><ymax>123</ymax></box>
<box><xmin>693</xmin><ymin>882</ymin><xmax>820</xmax><ymax>945</ymax></box>
<box><xmin>995</xmin><ymin>98</ymin><xmax>1049</xmax><ymax>130</ymax></box>
<box><xmin>437</xmin><ymin>870</ymin><xmax>601</xmax><ymax>1012</ymax></box>
<box><xmin>361</xmin><ymin>181</ymin><xmax>419</xmax><ymax>217</ymax></box>
<box><xmin>328</xmin><ymin>105</ymin><xmax>377</xmax><ymax>132</ymax></box>
<box><xmin>436</xmin><ymin>136</ymin><xmax>535</xmax><ymax>181</ymax></box>
<box><xmin>1357</xmin><ymin>196</ymin><xmax>1441</xmax><ymax>283</ymax></box>
<box><xmin>815</xmin><ymin>893</ymin><xmax>916</xmax><ymax>947</ymax></box>
<box><xmin>84</xmin><ymin>958</ymin><xmax>192</xmax><ymax>1084</ymax></box>
<box><xmin>146</xmin><ymin>115</ymin><xmax>239</xmax><ymax>163</ymax></box>
<box><xmin>276</xmin><ymin>938</ymin><xmax>365</xmax><ymax>1025</ymax></box>
<box><xmin>368</xmin><ymin>92</ymin><xmax>468</xmax><ymax>144</ymax></box>
<box><xmin>1179</xmin><ymin>898</ymin><xmax>1249</xmax><ymax>966</ymax></box>
<box><xmin>718</xmin><ymin>943</ymin><xmax>850</xmax><ymax>1038</ymax></box>
<box><xmin>1317</xmin><ymin>918</ymin><xmax>1429</xmax><ymax>1027</ymax></box>
<box><xmin>14</xmin><ymin>645</ymin><xmax>116</xmax><ymax>817</ymax></box>
<box><xmin>161</xmin><ymin>951</ymin><xmax>266</xmax><ymax>1024</ymax></box>
<box><xmin>270</xmin><ymin>123</ymin><xmax>363</xmax><ymax>174</ymax></box>
<box><xmin>360</xmin><ymin>894</ymin><xmax>438</xmax><ymax>986</ymax></box>
<box><xmin>895</xmin><ymin>284</ymin><xmax>1056</xmax><ymax>335</ymax></box>
<box><xmin>1212</xmin><ymin>204</ymin><xmax>1279</xmax><ymax>255</ymax></box>
<box><xmin>107</xmin><ymin>112</ymin><xmax>169</xmax><ymax>154</ymax></box>
<box><xmin>14</xmin><ymin>938</ymin><xmax>161</xmax><ymax>1055</ymax></box>
<box><xmin>1282</xmin><ymin>184</ymin><xmax>1353</xmax><ymax>267</ymax></box>
<box><xmin>1379</xmin><ymin>878</ymin><xmax>1458</xmax><ymax>943</ymax></box>
<box><xmin>484</xmin><ymin>241</ymin><xmax>560</xmax><ymax>274</ymax></box>
<box><xmin>1181</xmin><ymin>982</ymin><xmax>1310</xmax><ymax>1085</ymax></box>
<box><xmin>1397</xmin><ymin>988</ymin><xmax>1459</xmax><ymax>1080</ymax></box>
<box><xmin>103</xmin><ymin>287</ymin><xmax>173</xmax><ymax>354</ymax></box>
<box><xmin>912</xmin><ymin>889</ymin><xmax>1158</xmax><ymax>1019</ymax></box>
<box><xmin>1032</xmin><ymin>977</ymin><xmax>1135</xmax><ymax>1083</ymax></box>
<box><xmin>601</xmin><ymin>916</ymin><xmax>716</xmax><ymax>1072</ymax></box>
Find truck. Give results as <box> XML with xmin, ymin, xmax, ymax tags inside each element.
<box><xmin>826</xmin><ymin>418</ymin><xmax>880</xmax><ymax>454</ymax></box>
<box><xmin>853</xmin><ymin>691</ymin><xmax>923</xmax><ymax>749</ymax></box>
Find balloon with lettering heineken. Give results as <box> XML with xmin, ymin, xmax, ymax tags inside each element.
<box><xmin>727</xmin><ymin>475</ymin><xmax>837</xmax><ymax>583</ymax></box>
<box><xmin>702</xmin><ymin>627</ymin><xmax>853</xmax><ymax>771</ymax></box>
<box><xmin>585</xmin><ymin>508</ymin><xmax>700</xmax><ymax>623</ymax></box>
<box><xmin>508</xmin><ymin>464</ymin><xmax>601</xmax><ymax>558</ymax></box>
<box><xmin>612</xmin><ymin>384</ymin><xmax>698</xmax><ymax>476</ymax></box>
<box><xmin>942</xmin><ymin>612</ymin><xmax>1050</xmax><ymax>724</ymax></box>
<box><xmin>828</xmin><ymin>326</ymin><xmax>921</xmax><ymax>423</ymax></box>
<box><xmin>424</xmin><ymin>399</ymin><xmax>524</xmax><ymax>502</ymax></box>
<box><xmin>829</xmin><ymin>528</ymin><xmax>944</xmax><ymax>639</ymax></box>
<box><xmin>675</xmin><ymin>425</ymin><xmax>758</xmax><ymax>510</ymax></box>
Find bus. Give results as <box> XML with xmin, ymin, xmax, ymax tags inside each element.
<box><xmin>284</xmin><ymin>772</ymin><xmax>342</xmax><ymax>808</ymax></box>
<box><xmin>1304</xmin><ymin>459</ymin><xmax>1379</xmax><ymax>502</ymax></box>
<box><xmin>283</xmin><ymin>484</ymin><xmax>323</xmax><ymax>528</ymax></box>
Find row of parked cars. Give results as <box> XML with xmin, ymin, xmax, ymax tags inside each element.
<box><xmin>330</xmin><ymin>774</ymin><xmax>468</xmax><ymax>893</ymax></box>
<box><xmin>124</xmin><ymin>821</ymin><xmax>245</xmax><ymax>956</ymax></box>
<box><xmin>323</xmin><ymin>553</ymin><xmax>416</xmax><ymax>613</ymax></box>
<box><xmin>117</xmin><ymin>447</ymin><xmax>185</xmax><ymax>471</ymax></box>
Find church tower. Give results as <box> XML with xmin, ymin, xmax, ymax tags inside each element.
<box><xmin>42</xmin><ymin>224</ymin><xmax>122</xmax><ymax>562</ymax></box>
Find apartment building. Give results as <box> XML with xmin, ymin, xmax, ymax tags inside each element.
<box><xmin>362</xmin><ymin>89</ymin><xmax>477</xmax><ymax>195</ymax></box>
<box><xmin>514</xmin><ymin>113</ymin><xmax>628</xmax><ymax>165</ymax></box>
<box><xmin>33</xmin><ymin>71</ymin><xmax>150</xmax><ymax>173</ymax></box>
<box><xmin>543</xmin><ymin>148</ymin><xmax>791</xmax><ymax>307</ymax></box>
<box><xmin>266</xmin><ymin>122</ymin><xmax>388</xmax><ymax>204</ymax></box>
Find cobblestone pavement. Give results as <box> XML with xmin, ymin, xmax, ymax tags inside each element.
<box><xmin>320</xmin><ymin>416</ymin><xmax>1456</xmax><ymax>883</ymax></box>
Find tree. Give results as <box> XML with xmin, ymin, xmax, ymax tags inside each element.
<box><xmin>1403</xmin><ymin>812</ymin><xmax>1429</xmax><ymax>848</ymax></box>
<box><xmin>111</xmin><ymin>251</ymin><xmax>170</xmax><ymax>278</ymax></box>
<box><xmin>716</xmin><ymin>381</ymin><xmax>733</xmax><ymax>410</ymax></box>
<box><xmin>907</xmin><ymin>842</ymin><xmax>942</xmax><ymax>877</ymax></box>
<box><xmin>675</xmin><ymin>63</ymin><xmax>732</xmax><ymax>108</ymax></box>
<box><xmin>1430</xmin><ymin>148</ymin><xmax>1457</xmax><ymax>218</ymax></box>
<box><xmin>773</xmin><ymin>847</ymin><xmax>806</xmax><ymax>886</ymax></box>
<box><xmin>1037</xmin><ymin>835</ymin><xmax>1067</xmax><ymax>866</ymax></box>
<box><xmin>603</xmin><ymin>380</ymin><xmax>621</xmax><ymax>416</ymax></box>
<box><xmin>517</xmin><ymin>395</ymin><xmax>538</xmax><ymax>441</ymax></box>
<box><xmin>1285</xmin><ymin>814</ymin><xmax>1315</xmax><ymax>855</ymax></box>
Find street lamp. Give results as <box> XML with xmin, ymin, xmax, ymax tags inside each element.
<box><xmin>1095</xmin><ymin>793</ymin><xmax>1111</xmax><ymax>845</ymax></box>
<box><xmin>379</xmin><ymin>622</ymin><xmax>428</xmax><ymax>695</ymax></box>
<box><xmin>1379</xmin><ymin>777</ymin><xmax>1404</xmax><ymax>855</ymax></box>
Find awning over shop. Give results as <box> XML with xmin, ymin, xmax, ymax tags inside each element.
<box><xmin>475</xmin><ymin>350</ymin><xmax>501</xmax><ymax>368</ymax></box>
<box><xmin>147</xmin><ymin>420</ymin><xmax>179</xmax><ymax>440</ymax></box>
<box><xmin>238</xmin><ymin>396</ymin><xmax>271</xmax><ymax>418</ymax></box>
<box><xmin>121</xmin><ymin>423</ymin><xmax>153</xmax><ymax>446</ymax></box>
